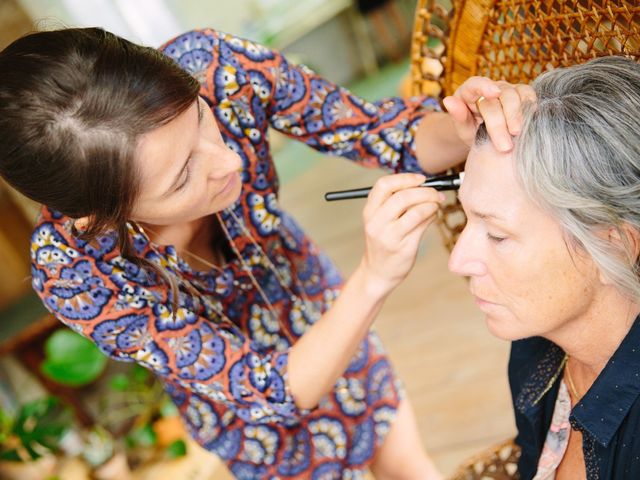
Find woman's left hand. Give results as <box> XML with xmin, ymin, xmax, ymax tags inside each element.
<box><xmin>443</xmin><ymin>77</ymin><xmax>537</xmax><ymax>152</ymax></box>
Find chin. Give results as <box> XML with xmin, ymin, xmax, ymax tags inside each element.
<box><xmin>484</xmin><ymin>314</ymin><xmax>527</xmax><ymax>342</ymax></box>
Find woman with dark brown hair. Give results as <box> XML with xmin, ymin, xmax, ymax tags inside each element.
<box><xmin>0</xmin><ymin>27</ymin><xmax>529</xmax><ymax>479</ymax></box>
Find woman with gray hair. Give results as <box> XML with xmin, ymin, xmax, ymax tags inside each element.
<box><xmin>449</xmin><ymin>56</ymin><xmax>640</xmax><ymax>479</ymax></box>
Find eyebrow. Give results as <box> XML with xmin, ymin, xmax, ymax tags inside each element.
<box><xmin>469</xmin><ymin>210</ymin><xmax>504</xmax><ymax>221</ymax></box>
<box><xmin>164</xmin><ymin>99</ymin><xmax>203</xmax><ymax>196</ymax></box>
<box><xmin>458</xmin><ymin>191</ymin><xmax>505</xmax><ymax>221</ymax></box>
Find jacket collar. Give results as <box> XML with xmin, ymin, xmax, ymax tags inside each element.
<box><xmin>516</xmin><ymin>315</ymin><xmax>640</xmax><ymax>448</ymax></box>
<box><xmin>570</xmin><ymin>315</ymin><xmax>640</xmax><ymax>447</ymax></box>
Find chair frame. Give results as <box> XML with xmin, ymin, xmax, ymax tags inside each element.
<box><xmin>410</xmin><ymin>0</ymin><xmax>640</xmax><ymax>251</ymax></box>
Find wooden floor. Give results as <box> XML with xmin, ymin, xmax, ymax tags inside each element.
<box><xmin>201</xmin><ymin>152</ymin><xmax>516</xmax><ymax>478</ymax></box>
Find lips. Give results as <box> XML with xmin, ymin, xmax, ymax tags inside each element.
<box><xmin>474</xmin><ymin>294</ymin><xmax>493</xmax><ymax>303</ymax></box>
<box><xmin>469</xmin><ymin>288</ymin><xmax>498</xmax><ymax>306</ymax></box>
<box><xmin>213</xmin><ymin>172</ymin><xmax>238</xmax><ymax>198</ymax></box>
<box><xmin>474</xmin><ymin>295</ymin><xmax>493</xmax><ymax>306</ymax></box>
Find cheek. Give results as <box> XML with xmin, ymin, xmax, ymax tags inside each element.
<box><xmin>516</xmin><ymin>251</ymin><xmax>569</xmax><ymax>305</ymax></box>
<box><xmin>184</xmin><ymin>165</ymin><xmax>212</xmax><ymax>200</ymax></box>
<box><xmin>547</xmin><ymin>252</ymin><xmax>598</xmax><ymax>315</ymax></box>
<box><xmin>483</xmin><ymin>243</ymin><xmax>563</xmax><ymax>313</ymax></box>
<box><xmin>507</xmin><ymin>247</ymin><xmax>596</xmax><ymax>326</ymax></box>
<box><xmin>163</xmin><ymin>184</ymin><xmax>210</xmax><ymax>219</ymax></box>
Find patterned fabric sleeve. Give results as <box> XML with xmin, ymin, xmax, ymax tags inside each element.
<box><xmin>161</xmin><ymin>29</ymin><xmax>441</xmax><ymax>175</ymax></box>
<box><xmin>255</xmin><ymin>42</ymin><xmax>442</xmax><ymax>173</ymax></box>
<box><xmin>31</xmin><ymin>220</ymin><xmax>307</xmax><ymax>426</ymax></box>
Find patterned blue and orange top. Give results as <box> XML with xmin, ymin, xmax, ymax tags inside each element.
<box><xmin>30</xmin><ymin>29</ymin><xmax>440</xmax><ymax>478</ymax></box>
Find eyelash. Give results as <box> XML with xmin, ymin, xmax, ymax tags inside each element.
<box><xmin>487</xmin><ymin>233</ymin><xmax>506</xmax><ymax>243</ymax></box>
<box><xmin>177</xmin><ymin>164</ymin><xmax>191</xmax><ymax>190</ymax></box>
<box><xmin>175</xmin><ymin>101</ymin><xmax>203</xmax><ymax>192</ymax></box>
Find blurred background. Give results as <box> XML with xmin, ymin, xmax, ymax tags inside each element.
<box><xmin>0</xmin><ymin>0</ymin><xmax>513</xmax><ymax>478</ymax></box>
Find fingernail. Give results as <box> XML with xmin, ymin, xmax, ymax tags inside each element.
<box><xmin>439</xmin><ymin>192</ymin><xmax>446</xmax><ymax>202</ymax></box>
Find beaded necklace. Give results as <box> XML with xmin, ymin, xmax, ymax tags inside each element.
<box><xmin>143</xmin><ymin>207</ymin><xmax>316</xmax><ymax>324</ymax></box>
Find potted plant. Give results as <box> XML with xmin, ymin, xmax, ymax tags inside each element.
<box><xmin>39</xmin><ymin>329</ymin><xmax>188</xmax><ymax>475</ymax></box>
<box><xmin>0</xmin><ymin>395</ymin><xmax>72</xmax><ymax>480</ymax></box>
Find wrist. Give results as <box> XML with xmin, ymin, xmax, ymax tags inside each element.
<box><xmin>351</xmin><ymin>260</ymin><xmax>395</xmax><ymax>302</ymax></box>
<box><xmin>416</xmin><ymin>112</ymin><xmax>470</xmax><ymax>173</ymax></box>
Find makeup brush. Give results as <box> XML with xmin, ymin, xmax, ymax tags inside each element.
<box><xmin>324</xmin><ymin>172</ymin><xmax>464</xmax><ymax>201</ymax></box>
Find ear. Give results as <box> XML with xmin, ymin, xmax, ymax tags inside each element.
<box><xmin>599</xmin><ymin>223</ymin><xmax>640</xmax><ymax>284</ymax></box>
<box><xmin>618</xmin><ymin>223</ymin><xmax>640</xmax><ymax>264</ymax></box>
<box><xmin>73</xmin><ymin>216</ymin><xmax>91</xmax><ymax>232</ymax></box>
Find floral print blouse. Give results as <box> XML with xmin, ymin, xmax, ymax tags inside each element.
<box><xmin>533</xmin><ymin>380</ymin><xmax>572</xmax><ymax>480</ymax></box>
<box><xmin>30</xmin><ymin>29</ymin><xmax>440</xmax><ymax>478</ymax></box>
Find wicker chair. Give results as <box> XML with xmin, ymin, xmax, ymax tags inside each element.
<box><xmin>410</xmin><ymin>0</ymin><xmax>640</xmax><ymax>252</ymax></box>
<box><xmin>408</xmin><ymin>1</ymin><xmax>640</xmax><ymax>478</ymax></box>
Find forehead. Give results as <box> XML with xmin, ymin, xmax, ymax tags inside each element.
<box><xmin>460</xmin><ymin>143</ymin><xmax>534</xmax><ymax>224</ymax></box>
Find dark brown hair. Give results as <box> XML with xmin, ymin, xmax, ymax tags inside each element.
<box><xmin>0</xmin><ymin>27</ymin><xmax>200</xmax><ymax>305</ymax></box>
<box><xmin>0</xmin><ymin>28</ymin><xmax>200</xmax><ymax>312</ymax></box>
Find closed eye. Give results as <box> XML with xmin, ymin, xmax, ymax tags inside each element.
<box><xmin>487</xmin><ymin>233</ymin><xmax>506</xmax><ymax>243</ymax></box>
<box><xmin>174</xmin><ymin>99</ymin><xmax>203</xmax><ymax>193</ymax></box>
<box><xmin>176</xmin><ymin>162</ymin><xmax>191</xmax><ymax>190</ymax></box>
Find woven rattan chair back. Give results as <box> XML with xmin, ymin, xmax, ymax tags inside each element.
<box><xmin>410</xmin><ymin>0</ymin><xmax>640</xmax><ymax>252</ymax></box>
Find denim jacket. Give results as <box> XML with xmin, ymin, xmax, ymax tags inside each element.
<box><xmin>509</xmin><ymin>315</ymin><xmax>640</xmax><ymax>479</ymax></box>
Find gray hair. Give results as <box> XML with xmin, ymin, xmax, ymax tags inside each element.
<box><xmin>514</xmin><ymin>56</ymin><xmax>640</xmax><ymax>299</ymax></box>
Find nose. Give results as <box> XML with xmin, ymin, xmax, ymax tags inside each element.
<box><xmin>209</xmin><ymin>148</ymin><xmax>242</xmax><ymax>180</ymax></box>
<box><xmin>448</xmin><ymin>226</ymin><xmax>488</xmax><ymax>277</ymax></box>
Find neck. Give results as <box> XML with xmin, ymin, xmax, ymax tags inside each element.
<box><xmin>550</xmin><ymin>290</ymin><xmax>639</xmax><ymax>382</ymax></box>
<box><xmin>141</xmin><ymin>216</ymin><xmax>211</xmax><ymax>251</ymax></box>
<box><xmin>140</xmin><ymin>216</ymin><xmax>228</xmax><ymax>271</ymax></box>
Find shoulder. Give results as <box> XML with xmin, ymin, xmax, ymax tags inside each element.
<box><xmin>619</xmin><ymin>394</ymin><xmax>640</xmax><ymax>442</ymax></box>
<box><xmin>160</xmin><ymin>29</ymin><xmax>220</xmax><ymax>66</ymax></box>
<box><xmin>30</xmin><ymin>207</ymin><xmax>162</xmax><ymax>298</ymax></box>
<box><xmin>160</xmin><ymin>29</ymin><xmax>276</xmax><ymax>74</ymax></box>
<box><xmin>31</xmin><ymin>207</ymin><xmax>88</xmax><ymax>274</ymax></box>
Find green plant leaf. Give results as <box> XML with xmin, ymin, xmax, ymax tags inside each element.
<box><xmin>165</xmin><ymin>439</ymin><xmax>187</xmax><ymax>459</ymax></box>
<box><xmin>131</xmin><ymin>365</ymin><xmax>151</xmax><ymax>384</ymax></box>
<box><xmin>41</xmin><ymin>330</ymin><xmax>107</xmax><ymax>386</ymax></box>
<box><xmin>0</xmin><ymin>449</ymin><xmax>22</xmax><ymax>461</ymax></box>
<box><xmin>159</xmin><ymin>397</ymin><xmax>178</xmax><ymax>418</ymax></box>
<box><xmin>0</xmin><ymin>408</ymin><xmax>14</xmax><ymax>440</ymax></box>
<box><xmin>108</xmin><ymin>373</ymin><xmax>130</xmax><ymax>391</ymax></box>
<box><xmin>7</xmin><ymin>397</ymin><xmax>72</xmax><ymax>461</ymax></box>
<box><xmin>126</xmin><ymin>423</ymin><xmax>157</xmax><ymax>448</ymax></box>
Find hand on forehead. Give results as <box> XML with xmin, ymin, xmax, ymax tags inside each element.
<box><xmin>444</xmin><ymin>76</ymin><xmax>536</xmax><ymax>153</ymax></box>
<box><xmin>460</xmin><ymin>141</ymin><xmax>524</xmax><ymax>226</ymax></box>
